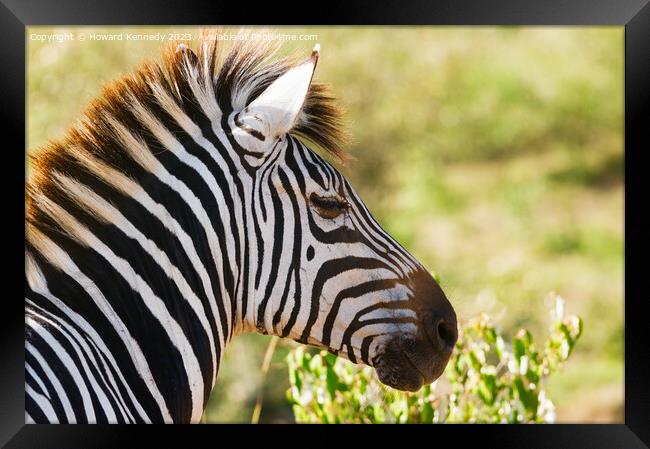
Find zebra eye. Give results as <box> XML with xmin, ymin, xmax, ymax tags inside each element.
<box><xmin>309</xmin><ymin>192</ymin><xmax>350</xmax><ymax>219</ymax></box>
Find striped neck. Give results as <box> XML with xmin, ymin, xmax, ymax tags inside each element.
<box><xmin>25</xmin><ymin>105</ymin><xmax>259</xmax><ymax>422</ymax></box>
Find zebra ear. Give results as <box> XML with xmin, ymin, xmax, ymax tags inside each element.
<box><xmin>243</xmin><ymin>44</ymin><xmax>320</xmax><ymax>140</ymax></box>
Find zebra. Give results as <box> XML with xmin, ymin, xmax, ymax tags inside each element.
<box><xmin>25</xmin><ymin>32</ymin><xmax>458</xmax><ymax>424</ymax></box>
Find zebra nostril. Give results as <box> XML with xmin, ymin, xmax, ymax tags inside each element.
<box><xmin>434</xmin><ymin>318</ymin><xmax>458</xmax><ymax>351</ymax></box>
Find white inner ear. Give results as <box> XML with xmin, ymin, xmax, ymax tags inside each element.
<box><xmin>242</xmin><ymin>49</ymin><xmax>318</xmax><ymax>140</ymax></box>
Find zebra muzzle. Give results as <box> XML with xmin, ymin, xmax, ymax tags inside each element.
<box><xmin>374</xmin><ymin>271</ymin><xmax>458</xmax><ymax>392</ymax></box>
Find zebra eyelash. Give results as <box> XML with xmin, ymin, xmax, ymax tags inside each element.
<box><xmin>309</xmin><ymin>192</ymin><xmax>350</xmax><ymax>219</ymax></box>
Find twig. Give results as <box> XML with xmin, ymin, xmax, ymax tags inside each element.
<box><xmin>251</xmin><ymin>336</ymin><xmax>279</xmax><ymax>424</ymax></box>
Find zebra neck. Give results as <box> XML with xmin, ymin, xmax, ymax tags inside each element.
<box><xmin>25</xmin><ymin>149</ymin><xmax>254</xmax><ymax>421</ymax></box>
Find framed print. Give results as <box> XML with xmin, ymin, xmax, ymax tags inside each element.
<box><xmin>1</xmin><ymin>0</ymin><xmax>648</xmax><ymax>447</ymax></box>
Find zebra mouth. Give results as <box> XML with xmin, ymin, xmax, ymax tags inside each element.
<box><xmin>374</xmin><ymin>334</ymin><xmax>451</xmax><ymax>392</ymax></box>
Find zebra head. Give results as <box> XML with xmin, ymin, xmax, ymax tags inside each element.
<box><xmin>228</xmin><ymin>46</ymin><xmax>458</xmax><ymax>392</ymax></box>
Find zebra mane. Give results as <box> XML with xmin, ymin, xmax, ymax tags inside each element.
<box><xmin>27</xmin><ymin>30</ymin><xmax>347</xmax><ymax>222</ymax></box>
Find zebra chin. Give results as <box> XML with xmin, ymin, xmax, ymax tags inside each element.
<box><xmin>374</xmin><ymin>334</ymin><xmax>454</xmax><ymax>392</ymax></box>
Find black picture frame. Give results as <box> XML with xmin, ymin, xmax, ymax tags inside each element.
<box><xmin>1</xmin><ymin>0</ymin><xmax>648</xmax><ymax>447</ymax></box>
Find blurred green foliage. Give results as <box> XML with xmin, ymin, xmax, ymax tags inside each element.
<box><xmin>287</xmin><ymin>295</ymin><xmax>582</xmax><ymax>423</ymax></box>
<box><xmin>28</xmin><ymin>26</ymin><xmax>623</xmax><ymax>422</ymax></box>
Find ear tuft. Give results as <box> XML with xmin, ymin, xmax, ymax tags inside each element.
<box><xmin>175</xmin><ymin>43</ymin><xmax>199</xmax><ymax>68</ymax></box>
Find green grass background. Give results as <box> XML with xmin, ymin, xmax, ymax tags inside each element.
<box><xmin>27</xmin><ymin>26</ymin><xmax>624</xmax><ymax>423</ymax></box>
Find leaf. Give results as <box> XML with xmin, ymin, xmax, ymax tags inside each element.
<box><xmin>479</xmin><ymin>367</ymin><xmax>498</xmax><ymax>405</ymax></box>
<box><xmin>324</xmin><ymin>351</ymin><xmax>338</xmax><ymax>367</ymax></box>
<box><xmin>484</xmin><ymin>327</ymin><xmax>497</xmax><ymax>345</ymax></box>
<box><xmin>468</xmin><ymin>349</ymin><xmax>482</xmax><ymax>370</ymax></box>
<box><xmin>309</xmin><ymin>354</ymin><xmax>323</xmax><ymax>373</ymax></box>
<box><xmin>301</xmin><ymin>352</ymin><xmax>311</xmax><ymax>371</ymax></box>
<box><xmin>326</xmin><ymin>366</ymin><xmax>340</xmax><ymax>399</ymax></box>
<box><xmin>525</xmin><ymin>365</ymin><xmax>540</xmax><ymax>384</ymax></box>
<box><xmin>293</xmin><ymin>370</ymin><xmax>302</xmax><ymax>392</ymax></box>
<box><xmin>514</xmin><ymin>377</ymin><xmax>538</xmax><ymax>417</ymax></box>
<box><xmin>495</xmin><ymin>335</ymin><xmax>506</xmax><ymax>359</ymax></box>
<box><xmin>514</xmin><ymin>329</ymin><xmax>533</xmax><ymax>360</ymax></box>
<box><xmin>421</xmin><ymin>402</ymin><xmax>434</xmax><ymax>423</ymax></box>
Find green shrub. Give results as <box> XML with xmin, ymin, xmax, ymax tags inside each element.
<box><xmin>286</xmin><ymin>295</ymin><xmax>582</xmax><ymax>423</ymax></box>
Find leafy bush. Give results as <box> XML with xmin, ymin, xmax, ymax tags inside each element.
<box><xmin>286</xmin><ymin>295</ymin><xmax>582</xmax><ymax>423</ymax></box>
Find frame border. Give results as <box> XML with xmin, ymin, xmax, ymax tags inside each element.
<box><xmin>1</xmin><ymin>0</ymin><xmax>647</xmax><ymax>447</ymax></box>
